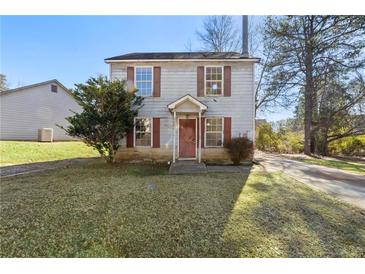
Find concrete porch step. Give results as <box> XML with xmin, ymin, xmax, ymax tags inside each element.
<box><xmin>169</xmin><ymin>160</ymin><xmax>207</xmax><ymax>174</ymax></box>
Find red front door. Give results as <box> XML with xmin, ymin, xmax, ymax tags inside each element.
<box><xmin>179</xmin><ymin>119</ymin><xmax>196</xmax><ymax>158</ymax></box>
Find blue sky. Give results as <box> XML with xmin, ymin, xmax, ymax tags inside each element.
<box><xmin>0</xmin><ymin>16</ymin><xmax>294</xmax><ymax>121</ymax></box>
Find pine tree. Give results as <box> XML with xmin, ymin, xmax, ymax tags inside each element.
<box><xmin>264</xmin><ymin>16</ymin><xmax>365</xmax><ymax>155</ymax></box>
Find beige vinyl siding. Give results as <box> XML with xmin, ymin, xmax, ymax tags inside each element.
<box><xmin>111</xmin><ymin>61</ymin><xmax>255</xmax><ymax>149</ymax></box>
<box><xmin>0</xmin><ymin>83</ymin><xmax>81</xmax><ymax>140</ymax></box>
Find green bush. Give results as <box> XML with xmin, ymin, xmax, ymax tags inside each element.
<box><xmin>256</xmin><ymin>124</ymin><xmax>304</xmax><ymax>154</ymax></box>
<box><xmin>328</xmin><ymin>136</ymin><xmax>365</xmax><ymax>156</ymax></box>
<box><xmin>256</xmin><ymin>124</ymin><xmax>279</xmax><ymax>152</ymax></box>
<box><xmin>224</xmin><ymin>136</ymin><xmax>253</xmax><ymax>165</ymax></box>
<box><xmin>280</xmin><ymin>131</ymin><xmax>304</xmax><ymax>153</ymax></box>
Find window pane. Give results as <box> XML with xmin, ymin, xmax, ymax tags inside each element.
<box><xmin>135</xmin><ymin>118</ymin><xmax>151</xmax><ymax>146</ymax></box>
<box><xmin>212</xmin><ymin>73</ymin><xmax>217</xmax><ymax>81</ymax></box>
<box><xmin>206</xmin><ymin>73</ymin><xmax>212</xmax><ymax>81</ymax></box>
<box><xmin>135</xmin><ymin>67</ymin><xmax>152</xmax><ymax>97</ymax></box>
<box><xmin>206</xmin><ymin>133</ymin><xmax>222</xmax><ymax>147</ymax></box>
<box><xmin>205</xmin><ymin>67</ymin><xmax>222</xmax><ymax>96</ymax></box>
<box><xmin>216</xmin><ymin>71</ymin><xmax>222</xmax><ymax>80</ymax></box>
<box><xmin>206</xmin><ymin>118</ymin><xmax>223</xmax><ymax>146</ymax></box>
<box><xmin>206</xmin><ymin>118</ymin><xmax>222</xmax><ymax>131</ymax></box>
<box><xmin>146</xmin><ymin>73</ymin><xmax>152</xmax><ymax>81</ymax></box>
<box><xmin>136</xmin><ymin>133</ymin><xmax>151</xmax><ymax>146</ymax></box>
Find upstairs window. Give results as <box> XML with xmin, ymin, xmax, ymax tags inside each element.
<box><xmin>135</xmin><ymin>67</ymin><xmax>153</xmax><ymax>97</ymax></box>
<box><xmin>205</xmin><ymin>66</ymin><xmax>223</xmax><ymax>96</ymax></box>
<box><xmin>135</xmin><ymin>118</ymin><xmax>152</xmax><ymax>147</ymax></box>
<box><xmin>205</xmin><ymin>117</ymin><xmax>223</xmax><ymax>147</ymax></box>
<box><xmin>51</xmin><ymin>84</ymin><xmax>58</xmax><ymax>93</ymax></box>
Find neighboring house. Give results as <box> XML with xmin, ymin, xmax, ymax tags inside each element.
<box><xmin>105</xmin><ymin>51</ymin><xmax>259</xmax><ymax>163</ymax></box>
<box><xmin>0</xmin><ymin>79</ymin><xmax>81</xmax><ymax>141</ymax></box>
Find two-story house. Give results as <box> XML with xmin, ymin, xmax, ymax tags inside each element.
<box><xmin>105</xmin><ymin>51</ymin><xmax>259</xmax><ymax>163</ymax></box>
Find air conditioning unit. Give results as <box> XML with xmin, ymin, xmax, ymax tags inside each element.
<box><xmin>38</xmin><ymin>128</ymin><xmax>53</xmax><ymax>142</ymax></box>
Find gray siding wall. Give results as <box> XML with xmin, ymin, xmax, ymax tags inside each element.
<box><xmin>0</xmin><ymin>83</ymin><xmax>81</xmax><ymax>140</ymax></box>
<box><xmin>110</xmin><ymin>61</ymin><xmax>255</xmax><ymax>148</ymax></box>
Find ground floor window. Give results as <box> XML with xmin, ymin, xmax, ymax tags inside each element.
<box><xmin>135</xmin><ymin>118</ymin><xmax>152</xmax><ymax>147</ymax></box>
<box><xmin>205</xmin><ymin>117</ymin><xmax>223</xmax><ymax>147</ymax></box>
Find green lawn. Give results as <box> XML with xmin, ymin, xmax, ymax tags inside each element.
<box><xmin>294</xmin><ymin>157</ymin><xmax>365</xmax><ymax>175</ymax></box>
<box><xmin>0</xmin><ymin>141</ymin><xmax>99</xmax><ymax>166</ymax></box>
<box><xmin>1</xmin><ymin>163</ymin><xmax>364</xmax><ymax>257</ymax></box>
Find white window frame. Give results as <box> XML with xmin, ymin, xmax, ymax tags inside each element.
<box><xmin>204</xmin><ymin>66</ymin><xmax>224</xmax><ymax>97</ymax></box>
<box><xmin>134</xmin><ymin>117</ymin><xmax>153</xmax><ymax>147</ymax></box>
<box><xmin>134</xmin><ymin>66</ymin><xmax>154</xmax><ymax>97</ymax></box>
<box><xmin>205</xmin><ymin>117</ymin><xmax>224</xmax><ymax>148</ymax></box>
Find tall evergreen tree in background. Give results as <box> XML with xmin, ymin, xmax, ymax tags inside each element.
<box><xmin>264</xmin><ymin>16</ymin><xmax>365</xmax><ymax>155</ymax></box>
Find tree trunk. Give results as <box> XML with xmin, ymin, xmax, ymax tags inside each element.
<box><xmin>304</xmin><ymin>63</ymin><xmax>314</xmax><ymax>155</ymax></box>
<box><xmin>106</xmin><ymin>144</ymin><xmax>116</xmax><ymax>164</ymax></box>
<box><xmin>304</xmin><ymin>18</ymin><xmax>314</xmax><ymax>156</ymax></box>
<box><xmin>316</xmin><ymin>132</ymin><xmax>329</xmax><ymax>156</ymax></box>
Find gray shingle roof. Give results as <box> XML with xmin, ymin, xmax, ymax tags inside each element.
<box><xmin>0</xmin><ymin>79</ymin><xmax>72</xmax><ymax>96</ymax></box>
<box><xmin>105</xmin><ymin>52</ymin><xmax>257</xmax><ymax>61</ymax></box>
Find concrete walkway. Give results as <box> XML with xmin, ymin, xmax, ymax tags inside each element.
<box><xmin>256</xmin><ymin>153</ymin><xmax>365</xmax><ymax>209</ymax></box>
<box><xmin>0</xmin><ymin>158</ymin><xmax>98</xmax><ymax>178</ymax></box>
<box><xmin>169</xmin><ymin>161</ymin><xmax>207</xmax><ymax>174</ymax></box>
<box><xmin>169</xmin><ymin>160</ymin><xmax>251</xmax><ymax>174</ymax></box>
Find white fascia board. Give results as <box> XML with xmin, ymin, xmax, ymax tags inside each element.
<box><xmin>105</xmin><ymin>58</ymin><xmax>260</xmax><ymax>64</ymax></box>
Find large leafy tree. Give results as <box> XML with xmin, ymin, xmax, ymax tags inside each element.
<box><xmin>61</xmin><ymin>76</ymin><xmax>143</xmax><ymax>163</ymax></box>
<box><xmin>311</xmin><ymin>74</ymin><xmax>364</xmax><ymax>155</ymax></box>
<box><xmin>292</xmin><ymin>73</ymin><xmax>365</xmax><ymax>155</ymax></box>
<box><xmin>264</xmin><ymin>16</ymin><xmax>365</xmax><ymax>155</ymax></box>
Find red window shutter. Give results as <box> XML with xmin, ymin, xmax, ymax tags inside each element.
<box><xmin>152</xmin><ymin>117</ymin><xmax>160</xmax><ymax>148</ymax></box>
<box><xmin>153</xmin><ymin>67</ymin><xmax>161</xmax><ymax>97</ymax></box>
<box><xmin>197</xmin><ymin>66</ymin><xmax>205</xmax><ymax>97</ymax></box>
<box><xmin>127</xmin><ymin>67</ymin><xmax>134</xmax><ymax>93</ymax></box>
<box><xmin>224</xmin><ymin>66</ymin><xmax>231</xmax><ymax>97</ymax></box>
<box><xmin>201</xmin><ymin>117</ymin><xmax>205</xmax><ymax>148</ymax></box>
<box><xmin>126</xmin><ymin>128</ymin><xmax>134</xmax><ymax>148</ymax></box>
<box><xmin>224</xmin><ymin>117</ymin><xmax>231</xmax><ymax>144</ymax></box>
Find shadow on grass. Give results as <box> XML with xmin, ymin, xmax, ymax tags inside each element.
<box><xmin>1</xmin><ymin>162</ymin><xmax>364</xmax><ymax>258</ymax></box>
<box><xmin>222</xmin><ymin>170</ymin><xmax>365</xmax><ymax>257</ymax></box>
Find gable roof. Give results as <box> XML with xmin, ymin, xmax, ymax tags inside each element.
<box><xmin>167</xmin><ymin>94</ymin><xmax>208</xmax><ymax>112</ymax></box>
<box><xmin>0</xmin><ymin>79</ymin><xmax>72</xmax><ymax>97</ymax></box>
<box><xmin>105</xmin><ymin>52</ymin><xmax>260</xmax><ymax>62</ymax></box>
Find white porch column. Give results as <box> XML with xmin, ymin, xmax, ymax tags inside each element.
<box><xmin>172</xmin><ymin>111</ymin><xmax>176</xmax><ymax>163</ymax></box>
<box><xmin>198</xmin><ymin>111</ymin><xmax>202</xmax><ymax>163</ymax></box>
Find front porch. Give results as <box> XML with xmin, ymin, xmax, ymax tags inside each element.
<box><xmin>169</xmin><ymin>160</ymin><xmax>207</xmax><ymax>174</ymax></box>
<box><xmin>167</xmin><ymin>94</ymin><xmax>208</xmax><ymax>163</ymax></box>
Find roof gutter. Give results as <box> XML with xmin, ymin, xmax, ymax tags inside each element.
<box><xmin>104</xmin><ymin>58</ymin><xmax>260</xmax><ymax>64</ymax></box>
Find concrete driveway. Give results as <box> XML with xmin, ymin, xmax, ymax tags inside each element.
<box><xmin>255</xmin><ymin>153</ymin><xmax>365</xmax><ymax>210</ymax></box>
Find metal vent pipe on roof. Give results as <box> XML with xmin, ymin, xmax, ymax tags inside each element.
<box><xmin>241</xmin><ymin>15</ymin><xmax>249</xmax><ymax>58</ymax></box>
